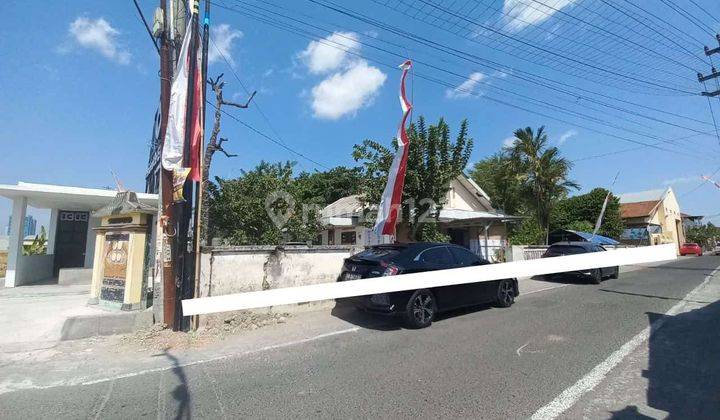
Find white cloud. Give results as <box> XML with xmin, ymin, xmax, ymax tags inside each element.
<box><xmin>503</xmin><ymin>0</ymin><xmax>578</xmax><ymax>33</ymax></box>
<box><xmin>557</xmin><ymin>129</ymin><xmax>578</xmax><ymax>145</ymax></box>
<box><xmin>209</xmin><ymin>24</ymin><xmax>243</xmax><ymax>66</ymax></box>
<box><xmin>65</xmin><ymin>17</ymin><xmax>130</xmax><ymax>64</ymax></box>
<box><xmin>663</xmin><ymin>176</ymin><xmax>698</xmax><ymax>186</ymax></box>
<box><xmin>446</xmin><ymin>72</ymin><xmax>485</xmax><ymax>99</ymax></box>
<box><xmin>310</xmin><ymin>61</ymin><xmax>387</xmax><ymax>120</ymax></box>
<box><xmin>502</xmin><ymin>137</ymin><xmax>516</xmax><ymax>148</ymax></box>
<box><xmin>299</xmin><ymin>32</ymin><xmax>360</xmax><ymax>74</ymax></box>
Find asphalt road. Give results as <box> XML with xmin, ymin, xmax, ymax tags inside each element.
<box><xmin>2</xmin><ymin>256</ymin><xmax>719</xmax><ymax>419</ymax></box>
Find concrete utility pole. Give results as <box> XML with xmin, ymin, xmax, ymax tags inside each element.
<box><xmin>698</xmin><ymin>34</ymin><xmax>720</xmax><ymax>97</ymax></box>
<box><xmin>159</xmin><ymin>0</ymin><xmax>178</xmax><ymax>329</ymax></box>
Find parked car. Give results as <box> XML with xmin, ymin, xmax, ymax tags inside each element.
<box><xmin>715</xmin><ymin>241</ymin><xmax>720</xmax><ymax>256</ymax></box>
<box><xmin>541</xmin><ymin>241</ymin><xmax>619</xmax><ymax>284</ymax></box>
<box><xmin>337</xmin><ymin>243</ymin><xmax>519</xmax><ymax>328</ymax></box>
<box><xmin>679</xmin><ymin>242</ymin><xmax>703</xmax><ymax>257</ymax></box>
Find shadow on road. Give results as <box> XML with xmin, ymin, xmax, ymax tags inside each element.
<box><xmin>330</xmin><ymin>300</ymin><xmax>496</xmax><ymax>330</ymax></box>
<box><xmin>160</xmin><ymin>350</ymin><xmax>192</xmax><ymax>420</ymax></box>
<box><xmin>610</xmin><ymin>300</ymin><xmax>720</xmax><ymax>419</ymax></box>
<box><xmin>532</xmin><ymin>273</ymin><xmax>595</xmax><ymax>285</ymax></box>
<box><xmin>330</xmin><ymin>301</ymin><xmax>401</xmax><ymax>331</ymax></box>
<box><xmin>599</xmin><ymin>288</ymin><xmax>713</xmax><ymax>305</ymax></box>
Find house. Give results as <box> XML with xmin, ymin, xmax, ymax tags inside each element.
<box><xmin>319</xmin><ymin>175</ymin><xmax>522</xmax><ymax>261</ymax></box>
<box><xmin>619</xmin><ymin>187</ymin><xmax>685</xmax><ymax>251</ymax></box>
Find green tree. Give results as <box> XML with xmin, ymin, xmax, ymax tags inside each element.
<box><xmin>508</xmin><ymin>218</ymin><xmax>545</xmax><ymax>245</ymax></box>
<box><xmin>353</xmin><ymin>116</ymin><xmax>473</xmax><ymax>241</ymax></box>
<box><xmin>549</xmin><ymin>188</ymin><xmax>624</xmax><ymax>239</ymax></box>
<box><xmin>686</xmin><ymin>222</ymin><xmax>720</xmax><ymax>249</ymax></box>
<box><xmin>23</xmin><ymin>226</ymin><xmax>47</xmax><ymax>255</ymax></box>
<box><xmin>208</xmin><ymin>161</ymin><xmax>323</xmax><ymax>245</ymax></box>
<box><xmin>468</xmin><ymin>153</ymin><xmax>524</xmax><ymax>215</ymax></box>
<box><xmin>294</xmin><ymin>166</ymin><xmax>364</xmax><ymax>205</ymax></box>
<box><xmin>506</xmin><ymin>126</ymin><xmax>579</xmax><ymax>242</ymax></box>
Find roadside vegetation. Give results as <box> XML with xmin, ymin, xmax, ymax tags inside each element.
<box><xmin>207</xmin><ymin>119</ymin><xmax>621</xmax><ymax>246</ymax></box>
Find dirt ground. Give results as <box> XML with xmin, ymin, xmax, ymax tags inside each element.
<box><xmin>118</xmin><ymin>310</ymin><xmax>291</xmax><ymax>352</ymax></box>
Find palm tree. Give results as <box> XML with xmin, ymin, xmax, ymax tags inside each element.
<box><xmin>506</xmin><ymin>126</ymin><xmax>579</xmax><ymax>243</ymax></box>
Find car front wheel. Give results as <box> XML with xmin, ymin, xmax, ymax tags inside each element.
<box><xmin>495</xmin><ymin>279</ymin><xmax>516</xmax><ymax>308</ymax></box>
<box><xmin>591</xmin><ymin>269</ymin><xmax>602</xmax><ymax>284</ymax></box>
<box><xmin>404</xmin><ymin>289</ymin><xmax>436</xmax><ymax>329</ymax></box>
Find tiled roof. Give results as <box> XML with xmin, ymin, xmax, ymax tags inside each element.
<box><xmin>620</xmin><ymin>200</ymin><xmax>660</xmax><ymax>219</ymax></box>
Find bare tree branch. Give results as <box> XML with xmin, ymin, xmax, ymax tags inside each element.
<box><xmin>200</xmin><ymin>74</ymin><xmax>255</xmax><ymax>245</ymax></box>
<box><xmin>221</xmin><ymin>91</ymin><xmax>256</xmax><ymax>109</ymax></box>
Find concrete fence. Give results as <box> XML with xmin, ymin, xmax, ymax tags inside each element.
<box><xmin>199</xmin><ymin>245</ymin><xmax>358</xmax><ymax>313</ymax></box>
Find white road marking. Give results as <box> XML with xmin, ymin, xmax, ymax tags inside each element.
<box><xmin>520</xmin><ymin>284</ymin><xmax>570</xmax><ymax>296</ymax></box>
<box><xmin>0</xmin><ymin>327</ymin><xmax>361</xmax><ymax>395</ymax></box>
<box><xmin>530</xmin><ymin>267</ymin><xmax>719</xmax><ymax>420</ymax></box>
<box><xmin>516</xmin><ymin>342</ymin><xmax>531</xmax><ymax>356</ymax></box>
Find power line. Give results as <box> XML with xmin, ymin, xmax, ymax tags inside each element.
<box><xmin>214</xmin><ymin>0</ymin><xmax>720</xmax><ymax>162</ymax></box>
<box><xmin>410</xmin><ymin>0</ymin><xmax>698</xmax><ymax>94</ymax></box>
<box><xmin>658</xmin><ymin>0</ymin><xmax>716</xmax><ymax>35</ymax></box>
<box><xmin>208</xmin><ymin>36</ymin><xmax>292</xmax><ymax>150</ymax></box>
<box><xmin>289</xmin><ymin>0</ymin><xmax>715</xmax><ymax>133</ymax></box>
<box><xmin>206</xmin><ymin>99</ymin><xmax>331</xmax><ymax>169</ymax></box>
<box><xmin>688</xmin><ymin>0</ymin><xmax>720</xmax><ymax>26</ymax></box>
<box><xmin>132</xmin><ymin>0</ymin><xmax>160</xmax><ymax>55</ymax></box>
<box><xmin>377</xmin><ymin>0</ymin><xmax>699</xmax><ymax>95</ymax></box>
<box><xmin>524</xmin><ymin>0</ymin><xmax>705</xmax><ymax>69</ymax></box>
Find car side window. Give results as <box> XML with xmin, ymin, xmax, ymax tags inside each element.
<box><xmin>417</xmin><ymin>246</ymin><xmax>454</xmax><ymax>265</ymax></box>
<box><xmin>449</xmin><ymin>246</ymin><xmax>482</xmax><ymax>266</ymax></box>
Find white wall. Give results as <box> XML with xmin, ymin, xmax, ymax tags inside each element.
<box><xmin>200</xmin><ymin>245</ymin><xmax>355</xmax><ymax>313</ymax></box>
<box><xmin>15</xmin><ymin>254</ymin><xmax>54</xmax><ymax>285</ymax></box>
<box><xmin>84</xmin><ymin>216</ymin><xmax>100</xmax><ymax>268</ymax></box>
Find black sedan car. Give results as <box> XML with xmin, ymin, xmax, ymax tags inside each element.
<box><xmin>337</xmin><ymin>243</ymin><xmax>519</xmax><ymax>328</ymax></box>
<box><xmin>541</xmin><ymin>241</ymin><xmax>619</xmax><ymax>284</ymax></box>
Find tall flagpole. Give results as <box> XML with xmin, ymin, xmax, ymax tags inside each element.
<box><xmin>191</xmin><ymin>0</ymin><xmax>210</xmax><ymax>330</ymax></box>
<box><xmin>174</xmin><ymin>0</ymin><xmax>200</xmax><ymax>330</ymax></box>
<box><xmin>592</xmin><ymin>171</ymin><xmax>620</xmax><ymax>240</ymax></box>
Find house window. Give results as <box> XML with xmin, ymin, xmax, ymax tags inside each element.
<box><xmin>340</xmin><ymin>231</ymin><xmax>356</xmax><ymax>245</ymax></box>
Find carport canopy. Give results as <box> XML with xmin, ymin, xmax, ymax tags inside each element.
<box><xmin>0</xmin><ymin>182</ymin><xmax>157</xmax><ymax>287</ymax></box>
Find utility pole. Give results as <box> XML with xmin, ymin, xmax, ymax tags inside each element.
<box><xmin>159</xmin><ymin>0</ymin><xmax>178</xmax><ymax>329</ymax></box>
<box><xmin>191</xmin><ymin>0</ymin><xmax>210</xmax><ymax>330</ymax></box>
<box><xmin>699</xmin><ymin>35</ymin><xmax>720</xmax><ymax>97</ymax></box>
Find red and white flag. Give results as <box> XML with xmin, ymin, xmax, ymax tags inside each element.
<box><xmin>373</xmin><ymin>60</ymin><xmax>413</xmax><ymax>237</ymax></box>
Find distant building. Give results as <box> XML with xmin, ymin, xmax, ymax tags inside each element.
<box><xmin>6</xmin><ymin>215</ymin><xmax>36</xmax><ymax>237</ymax></box>
<box><xmin>319</xmin><ymin>175</ymin><xmax>522</xmax><ymax>262</ymax></box>
<box><xmin>619</xmin><ymin>187</ymin><xmax>685</xmax><ymax>252</ymax></box>
<box><xmin>681</xmin><ymin>213</ymin><xmax>703</xmax><ymax>230</ymax></box>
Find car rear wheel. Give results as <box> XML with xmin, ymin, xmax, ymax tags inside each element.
<box><xmin>495</xmin><ymin>279</ymin><xmax>515</xmax><ymax>308</ymax></box>
<box><xmin>609</xmin><ymin>266</ymin><xmax>619</xmax><ymax>279</ymax></box>
<box><xmin>404</xmin><ymin>289</ymin><xmax>436</xmax><ymax>329</ymax></box>
<box><xmin>591</xmin><ymin>269</ymin><xmax>602</xmax><ymax>284</ymax></box>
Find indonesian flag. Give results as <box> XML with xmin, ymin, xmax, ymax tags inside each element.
<box><xmin>373</xmin><ymin>60</ymin><xmax>413</xmax><ymax>237</ymax></box>
<box><xmin>702</xmin><ymin>175</ymin><xmax>720</xmax><ymax>189</ymax></box>
<box><xmin>189</xmin><ymin>35</ymin><xmax>203</xmax><ymax>182</ymax></box>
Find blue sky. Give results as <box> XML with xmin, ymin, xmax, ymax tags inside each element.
<box><xmin>3</xmin><ymin>0</ymin><xmax>720</xmax><ymax>231</ymax></box>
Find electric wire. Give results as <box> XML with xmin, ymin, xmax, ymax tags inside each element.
<box><xmin>214</xmin><ymin>0</ymin><xmax>720</xmax><ymax>163</ymax></box>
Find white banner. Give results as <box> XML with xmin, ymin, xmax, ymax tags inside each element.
<box><xmin>182</xmin><ymin>244</ymin><xmax>677</xmax><ymax>316</ymax></box>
